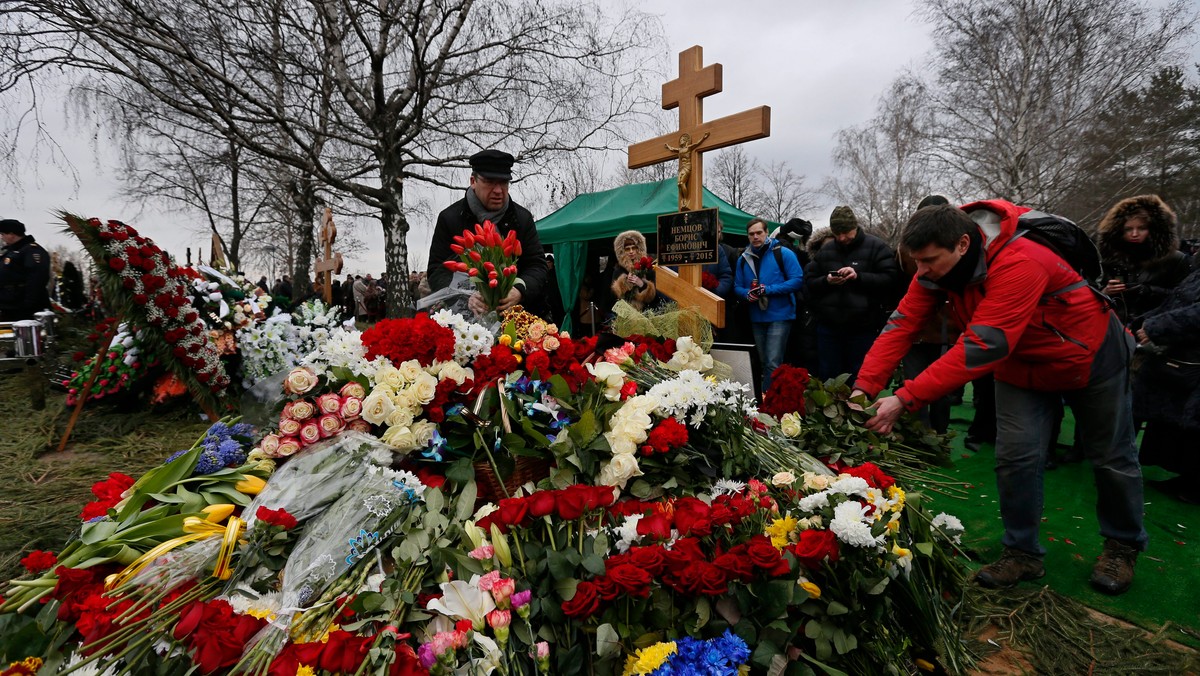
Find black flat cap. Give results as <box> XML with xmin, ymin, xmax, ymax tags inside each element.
<box><xmin>0</xmin><ymin>219</ymin><xmax>25</xmax><ymax>235</ymax></box>
<box><xmin>469</xmin><ymin>149</ymin><xmax>515</xmax><ymax>181</ymax></box>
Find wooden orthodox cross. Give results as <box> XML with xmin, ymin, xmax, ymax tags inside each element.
<box><xmin>627</xmin><ymin>46</ymin><xmax>771</xmax><ymax>328</ymax></box>
<box><xmin>315</xmin><ymin>208</ymin><xmax>344</xmax><ymax>304</ymax></box>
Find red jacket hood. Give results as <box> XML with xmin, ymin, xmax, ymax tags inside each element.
<box><xmin>960</xmin><ymin>199</ymin><xmax>1031</xmax><ymax>259</ymax></box>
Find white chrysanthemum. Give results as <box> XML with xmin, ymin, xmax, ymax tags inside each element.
<box><xmin>798</xmin><ymin>490</ymin><xmax>831</xmax><ymax>512</ymax></box>
<box><xmin>931</xmin><ymin>512</ymin><xmax>964</xmax><ymax>533</ymax></box>
<box><xmin>611</xmin><ymin>514</ymin><xmax>643</xmax><ymax>553</ymax></box>
<box><xmin>61</xmin><ymin>652</ymin><xmax>122</xmax><ymax>675</ymax></box>
<box><xmin>830</xmin><ymin>501</ymin><xmax>885</xmax><ymax>549</ymax></box>
<box><xmin>711</xmin><ymin>478</ymin><xmax>747</xmax><ymax>497</ymax></box>
<box><xmin>828</xmin><ymin>475</ymin><xmax>870</xmax><ymax>498</ymax></box>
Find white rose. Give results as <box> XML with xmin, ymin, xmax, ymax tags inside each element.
<box><xmin>438</xmin><ymin>361</ymin><xmax>470</xmax><ymax>385</ymax></box>
<box><xmin>385</xmin><ymin>406</ymin><xmax>415</xmax><ymax>429</ymax></box>
<box><xmin>381</xmin><ymin>425</ymin><xmax>418</xmax><ymax>451</ymax></box>
<box><xmin>411</xmin><ymin>372</ymin><xmax>439</xmax><ymax>405</ymax></box>
<box><xmin>392</xmin><ymin>389</ymin><xmax>423</xmax><ymax>415</ymax></box>
<box><xmin>284</xmin><ymin>367</ymin><xmax>318</xmax><ymax>395</ymax></box>
<box><xmin>803</xmin><ymin>473</ymin><xmax>832</xmax><ymax>492</ymax></box>
<box><xmin>375</xmin><ymin>364</ymin><xmax>407</xmax><ymax>390</ymax></box>
<box><xmin>780</xmin><ymin>412</ymin><xmax>802</xmax><ymax>437</ymax></box>
<box><xmin>361</xmin><ymin>389</ymin><xmax>396</xmax><ymax>425</ymax></box>
<box><xmin>772</xmin><ymin>471</ymin><xmax>797</xmax><ymax>487</ymax></box>
<box><xmin>586</xmin><ymin>361</ymin><xmax>626</xmax><ymax>390</ymax></box>
<box><xmin>411</xmin><ymin>420</ymin><xmax>438</xmax><ymax>449</ymax></box>
<box><xmin>598</xmin><ymin>453</ymin><xmax>643</xmax><ymax>489</ymax></box>
<box><xmin>397</xmin><ymin>359</ymin><xmax>425</xmax><ymax>383</ymax></box>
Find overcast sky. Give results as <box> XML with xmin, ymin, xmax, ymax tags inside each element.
<box><xmin>0</xmin><ymin>1</ymin><xmax>1113</xmax><ymax>277</ymax></box>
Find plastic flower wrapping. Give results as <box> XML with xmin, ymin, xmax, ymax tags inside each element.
<box><xmin>1</xmin><ymin>308</ymin><xmax>973</xmax><ymax>675</ymax></box>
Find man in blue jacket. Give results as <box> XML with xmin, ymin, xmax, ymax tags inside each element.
<box><xmin>734</xmin><ymin>217</ymin><xmax>804</xmax><ymax>391</ymax></box>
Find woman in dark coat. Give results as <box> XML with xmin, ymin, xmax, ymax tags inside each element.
<box><xmin>1097</xmin><ymin>194</ymin><xmax>1191</xmax><ymax>325</ymax></box>
<box><xmin>1132</xmin><ymin>265</ymin><xmax>1200</xmax><ymax>503</ymax></box>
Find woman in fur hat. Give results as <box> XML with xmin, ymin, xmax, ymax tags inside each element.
<box><xmin>1097</xmin><ymin>194</ymin><xmax>1192</xmax><ymax>325</ymax></box>
<box><xmin>610</xmin><ymin>230</ymin><xmax>658</xmax><ymax>312</ymax></box>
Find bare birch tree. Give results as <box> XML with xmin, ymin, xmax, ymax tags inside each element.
<box><xmin>915</xmin><ymin>0</ymin><xmax>1196</xmax><ymax>210</ymax></box>
<box><xmin>751</xmin><ymin>160</ymin><xmax>818</xmax><ymax>224</ymax></box>
<box><xmin>708</xmin><ymin>146</ymin><xmax>759</xmax><ymax>212</ymax></box>
<box><xmin>826</xmin><ymin>77</ymin><xmax>939</xmax><ymax>245</ymax></box>
<box><xmin>0</xmin><ymin>0</ymin><xmax>662</xmax><ymax>315</ymax></box>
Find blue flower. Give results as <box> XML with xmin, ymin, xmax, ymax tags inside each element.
<box><xmin>163</xmin><ymin>448</ymin><xmax>189</xmax><ymax>464</ymax></box>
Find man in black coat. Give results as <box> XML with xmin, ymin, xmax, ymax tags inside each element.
<box><xmin>427</xmin><ymin>149</ymin><xmax>549</xmax><ymax>317</ymax></box>
<box><xmin>804</xmin><ymin>206</ymin><xmax>899</xmax><ymax>380</ymax></box>
<box><xmin>0</xmin><ymin>219</ymin><xmax>51</xmax><ymax>321</ymax></box>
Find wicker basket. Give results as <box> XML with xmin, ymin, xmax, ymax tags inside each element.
<box><xmin>474</xmin><ymin>456</ymin><xmax>553</xmax><ymax>502</ymax></box>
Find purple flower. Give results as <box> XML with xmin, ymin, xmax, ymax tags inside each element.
<box><xmin>511</xmin><ymin>589</ymin><xmax>532</xmax><ymax>608</ymax></box>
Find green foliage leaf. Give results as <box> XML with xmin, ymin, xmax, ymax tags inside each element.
<box><xmin>596</xmin><ymin>623</ymin><xmax>620</xmax><ymax>658</ymax></box>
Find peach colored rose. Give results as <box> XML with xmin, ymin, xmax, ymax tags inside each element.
<box><xmin>284</xmin><ymin>367</ymin><xmax>318</xmax><ymax>395</ymax></box>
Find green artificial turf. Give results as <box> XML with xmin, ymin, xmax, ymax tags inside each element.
<box><xmin>929</xmin><ymin>384</ymin><xmax>1200</xmax><ymax>650</ymax></box>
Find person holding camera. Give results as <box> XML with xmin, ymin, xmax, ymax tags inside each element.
<box><xmin>1097</xmin><ymin>194</ymin><xmax>1191</xmax><ymax>326</ymax></box>
<box><xmin>804</xmin><ymin>206</ymin><xmax>899</xmax><ymax>380</ymax></box>
<box><xmin>733</xmin><ymin>217</ymin><xmax>804</xmax><ymax>392</ymax></box>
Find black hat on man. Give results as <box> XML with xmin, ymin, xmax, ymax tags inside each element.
<box><xmin>917</xmin><ymin>195</ymin><xmax>950</xmax><ymax>210</ymax></box>
<box><xmin>0</xmin><ymin>219</ymin><xmax>25</xmax><ymax>235</ymax></box>
<box><xmin>470</xmin><ymin>150</ymin><xmax>516</xmax><ymax>181</ymax></box>
<box><xmin>783</xmin><ymin>217</ymin><xmax>813</xmax><ymax>241</ymax></box>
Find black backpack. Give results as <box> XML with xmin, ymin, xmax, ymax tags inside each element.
<box><xmin>1010</xmin><ymin>210</ymin><xmax>1105</xmax><ymax>289</ymax></box>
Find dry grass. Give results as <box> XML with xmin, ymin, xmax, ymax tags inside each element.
<box><xmin>0</xmin><ymin>322</ymin><xmax>209</xmax><ymax>580</ymax></box>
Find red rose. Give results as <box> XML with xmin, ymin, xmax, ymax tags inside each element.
<box><xmin>712</xmin><ymin>549</ymin><xmax>756</xmax><ymax>582</ymax></box>
<box><xmin>556</xmin><ymin>484</ymin><xmax>605</xmax><ymax>520</ymax></box>
<box><xmin>256</xmin><ymin>506</ymin><xmax>298</xmax><ymax>530</ymax></box>
<box><xmin>495</xmin><ymin>496</ymin><xmax>530</xmax><ymax>529</ymax></box>
<box><xmin>108</xmin><ymin>257</ymin><xmax>126</xmax><ymax>271</ymax></box>
<box><xmin>527</xmin><ymin>490</ymin><xmax>557</xmax><ymax>518</ymax></box>
<box><xmin>636</xmin><ymin>511</ymin><xmax>673</xmax><ymax>541</ymax></box>
<box><xmin>174</xmin><ymin>599</ymin><xmax>266</xmax><ymax>673</ymax></box>
<box><xmin>790</xmin><ymin>529</ymin><xmax>840</xmax><ymax>569</ymax></box>
<box><xmin>627</xmin><ymin>545</ymin><xmax>668</xmax><ymax>577</ymax></box>
<box><xmin>745</xmin><ymin>535</ymin><xmax>789</xmax><ymax>574</ymax></box>
<box><xmin>606</xmin><ymin>564</ymin><xmax>653</xmax><ymax>597</ymax></box>
<box><xmin>671</xmin><ymin>497</ymin><xmax>713</xmax><ymax>537</ymax></box>
<box><xmin>668</xmin><ymin>561</ymin><xmax>728</xmax><ymax>596</ymax></box>
<box><xmin>319</xmin><ymin>629</ymin><xmax>372</xmax><ymax>674</ymax></box>
<box><xmin>561</xmin><ymin>581</ymin><xmax>602</xmax><ymax>619</ymax></box>
<box><xmin>592</xmin><ymin>574</ymin><xmax>621</xmax><ymax>601</ymax></box>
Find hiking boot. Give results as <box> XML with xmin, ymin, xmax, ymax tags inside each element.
<box><xmin>974</xmin><ymin>548</ymin><xmax>1045</xmax><ymax>589</ymax></box>
<box><xmin>1090</xmin><ymin>539</ymin><xmax>1138</xmax><ymax>595</ymax></box>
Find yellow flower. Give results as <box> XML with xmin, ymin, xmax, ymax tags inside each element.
<box><xmin>498</xmin><ymin>334</ymin><xmax>513</xmax><ymax>346</ymax></box>
<box><xmin>915</xmin><ymin>658</ymin><xmax>936</xmax><ymax>672</ymax></box>
<box><xmin>623</xmin><ymin>641</ymin><xmax>677</xmax><ymax>675</ymax></box>
<box><xmin>799</xmin><ymin>580</ymin><xmax>822</xmax><ymax>599</ymax></box>
<box><xmin>886</xmin><ymin>512</ymin><xmax>901</xmax><ymax>534</ymax></box>
<box><xmin>245</xmin><ymin>606</ymin><xmax>276</xmax><ymax>621</ymax></box>
<box><xmin>765</xmin><ymin>515</ymin><xmax>799</xmax><ymax>549</ymax></box>
<box><xmin>201</xmin><ymin>503</ymin><xmax>236</xmax><ymax>523</ymax></box>
<box><xmin>887</xmin><ymin>485</ymin><xmax>906</xmax><ymax>512</ymax></box>
<box><xmin>513</xmin><ymin>339</ymin><xmax>525</xmax><ymax>352</ymax></box>
<box><xmin>235</xmin><ymin>475</ymin><xmax>267</xmax><ymax>495</ymax></box>
<box><xmin>296</xmin><ymin>666</ymin><xmax>317</xmax><ymax>676</ymax></box>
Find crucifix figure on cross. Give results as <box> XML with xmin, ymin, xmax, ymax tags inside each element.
<box><xmin>665</xmin><ymin>131</ymin><xmax>710</xmax><ymax>211</ymax></box>
<box><xmin>315</xmin><ymin>208</ymin><xmax>344</xmax><ymax>305</ymax></box>
<box><xmin>627</xmin><ymin>45</ymin><xmax>771</xmax><ymax>327</ymax></box>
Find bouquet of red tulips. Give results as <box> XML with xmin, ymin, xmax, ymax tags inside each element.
<box><xmin>442</xmin><ymin>220</ymin><xmax>522</xmax><ymax>311</ymax></box>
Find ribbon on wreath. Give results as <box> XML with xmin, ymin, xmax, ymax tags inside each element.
<box><xmin>104</xmin><ymin>516</ymin><xmax>245</xmax><ymax>591</ymax></box>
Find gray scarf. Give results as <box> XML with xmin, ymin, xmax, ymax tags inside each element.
<box><xmin>465</xmin><ymin>187</ymin><xmax>510</xmax><ymax>224</ymax></box>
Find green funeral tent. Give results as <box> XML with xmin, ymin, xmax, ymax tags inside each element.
<box><xmin>536</xmin><ymin>179</ymin><xmax>780</xmax><ymax>332</ymax></box>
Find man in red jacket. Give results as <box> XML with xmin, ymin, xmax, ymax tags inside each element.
<box><xmin>853</xmin><ymin>202</ymin><xmax>1146</xmax><ymax>595</ymax></box>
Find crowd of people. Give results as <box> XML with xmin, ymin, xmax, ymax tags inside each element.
<box><xmin>3</xmin><ymin>146</ymin><xmax>1197</xmax><ymax>602</ymax></box>
<box><xmin>415</xmin><ymin>150</ymin><xmax>1197</xmax><ymax>601</ymax></box>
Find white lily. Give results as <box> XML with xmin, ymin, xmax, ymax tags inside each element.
<box><xmin>426</xmin><ymin>577</ymin><xmax>497</xmax><ymax>630</ymax></box>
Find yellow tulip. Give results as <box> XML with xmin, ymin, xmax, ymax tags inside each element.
<box><xmin>498</xmin><ymin>334</ymin><xmax>513</xmax><ymax>346</ymax></box>
<box><xmin>799</xmin><ymin>581</ymin><xmax>822</xmax><ymax>599</ymax></box>
<box><xmin>235</xmin><ymin>475</ymin><xmax>267</xmax><ymax>495</ymax></box>
<box><xmin>202</xmin><ymin>504</ymin><xmax>236</xmax><ymax>523</ymax></box>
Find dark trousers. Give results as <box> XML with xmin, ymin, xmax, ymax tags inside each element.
<box><xmin>902</xmin><ymin>343</ymin><xmax>952</xmax><ymax>434</ymax></box>
<box><xmin>815</xmin><ymin>325</ymin><xmax>878</xmax><ymax>381</ymax></box>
